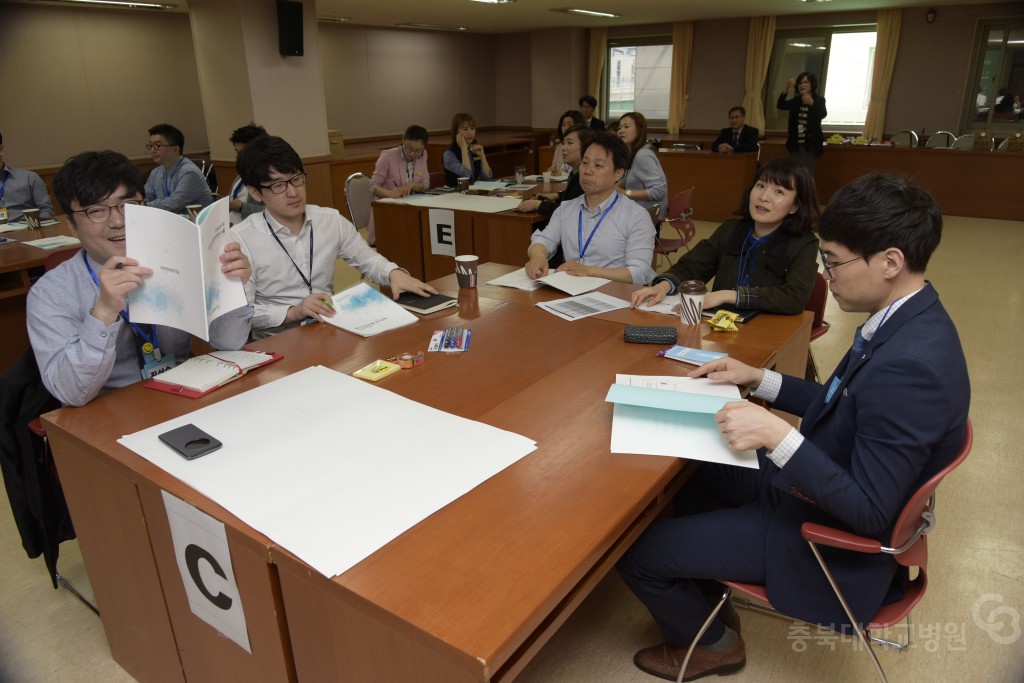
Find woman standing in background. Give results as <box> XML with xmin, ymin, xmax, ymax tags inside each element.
<box><xmin>777</xmin><ymin>72</ymin><xmax>827</xmax><ymax>176</ymax></box>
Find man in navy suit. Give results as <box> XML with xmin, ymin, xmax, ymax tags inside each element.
<box><xmin>618</xmin><ymin>173</ymin><xmax>970</xmax><ymax>681</ymax></box>
<box><xmin>579</xmin><ymin>95</ymin><xmax>606</xmax><ymax>131</ymax></box>
<box><xmin>711</xmin><ymin>106</ymin><xmax>759</xmax><ymax>154</ymax></box>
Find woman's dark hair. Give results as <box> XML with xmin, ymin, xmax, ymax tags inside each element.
<box><xmin>618</xmin><ymin>112</ymin><xmax>649</xmax><ymax>158</ymax></box>
<box><xmin>796</xmin><ymin>72</ymin><xmax>819</xmax><ymax>94</ymax></box>
<box><xmin>554</xmin><ymin>110</ymin><xmax>585</xmax><ymax>143</ymax></box>
<box><xmin>450</xmin><ymin>113</ymin><xmax>476</xmax><ymax>145</ymax></box>
<box><xmin>53</xmin><ymin>150</ymin><xmax>144</xmax><ymax>218</ymax></box>
<box><xmin>562</xmin><ymin>124</ymin><xmax>595</xmax><ymax>154</ymax></box>
<box><xmin>736</xmin><ymin>157</ymin><xmax>819</xmax><ymax>235</ymax></box>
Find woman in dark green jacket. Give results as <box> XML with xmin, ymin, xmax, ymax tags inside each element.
<box><xmin>632</xmin><ymin>157</ymin><xmax>820</xmax><ymax>315</ymax></box>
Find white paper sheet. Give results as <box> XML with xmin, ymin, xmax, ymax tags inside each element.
<box><xmin>608</xmin><ymin>374</ymin><xmax>757</xmax><ymax>468</ymax></box>
<box><xmin>21</xmin><ymin>235</ymin><xmax>81</xmax><ymax>249</ymax></box>
<box><xmin>322</xmin><ymin>282</ymin><xmax>418</xmax><ymax>336</ymax></box>
<box><xmin>119</xmin><ymin>366</ymin><xmax>538</xmax><ymax>578</ymax></box>
<box><xmin>399</xmin><ymin>194</ymin><xmax>522</xmax><ymax>214</ymax></box>
<box><xmin>536</xmin><ymin>291</ymin><xmax>630</xmax><ymax>321</ymax></box>
<box><xmin>487</xmin><ymin>268</ymin><xmax>544</xmax><ymax>291</ymax></box>
<box><xmin>537</xmin><ymin>271</ymin><xmax>610</xmax><ymax>296</ymax></box>
<box><xmin>635</xmin><ymin>293</ymin><xmax>681</xmax><ymax>317</ymax></box>
<box><xmin>125</xmin><ymin>197</ymin><xmax>247</xmax><ymax>341</ymax></box>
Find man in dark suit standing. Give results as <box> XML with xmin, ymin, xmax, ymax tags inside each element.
<box><xmin>618</xmin><ymin>173</ymin><xmax>970</xmax><ymax>681</ymax></box>
<box><xmin>579</xmin><ymin>95</ymin><xmax>606</xmax><ymax>131</ymax></box>
<box><xmin>711</xmin><ymin>106</ymin><xmax>759</xmax><ymax>153</ymax></box>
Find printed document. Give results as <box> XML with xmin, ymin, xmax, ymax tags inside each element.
<box><xmin>125</xmin><ymin>197</ymin><xmax>247</xmax><ymax>341</ymax></box>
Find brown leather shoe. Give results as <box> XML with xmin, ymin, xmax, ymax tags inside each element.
<box><xmin>633</xmin><ymin>636</ymin><xmax>746</xmax><ymax>682</ymax></box>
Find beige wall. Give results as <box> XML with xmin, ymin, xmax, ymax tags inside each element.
<box><xmin>318</xmin><ymin>24</ymin><xmax>498</xmax><ymax>139</ymax></box>
<box><xmin>3</xmin><ymin>3</ymin><xmax>1021</xmax><ymax>169</ymax></box>
<box><xmin>0</xmin><ymin>5</ymin><xmax>207</xmax><ymax>168</ymax></box>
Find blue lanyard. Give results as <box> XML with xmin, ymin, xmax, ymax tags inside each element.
<box><xmin>577</xmin><ymin>194</ymin><xmax>620</xmax><ymax>261</ymax></box>
<box><xmin>231</xmin><ymin>177</ymin><xmax>244</xmax><ymax>199</ymax></box>
<box><xmin>81</xmin><ymin>251</ymin><xmax>157</xmax><ymax>347</ymax></box>
<box><xmin>164</xmin><ymin>157</ymin><xmax>183</xmax><ymax>197</ymax></box>
<box><xmin>737</xmin><ymin>227</ymin><xmax>771</xmax><ymax>287</ymax></box>
<box><xmin>265</xmin><ymin>213</ymin><xmax>313</xmax><ymax>292</ymax></box>
<box><xmin>0</xmin><ymin>174</ymin><xmax>7</xmax><ymax>202</ymax></box>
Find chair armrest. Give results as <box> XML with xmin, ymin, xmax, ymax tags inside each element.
<box><xmin>801</xmin><ymin>522</ymin><xmax>881</xmax><ymax>554</ymax></box>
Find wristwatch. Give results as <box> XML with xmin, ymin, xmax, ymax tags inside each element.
<box><xmin>625</xmin><ymin>189</ymin><xmax>633</xmax><ymax>198</ymax></box>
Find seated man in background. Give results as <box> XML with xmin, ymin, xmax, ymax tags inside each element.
<box><xmin>618</xmin><ymin>173</ymin><xmax>970</xmax><ymax>682</ymax></box>
<box><xmin>711</xmin><ymin>106</ymin><xmax>759</xmax><ymax>154</ymax></box>
<box><xmin>144</xmin><ymin>123</ymin><xmax>213</xmax><ymax>214</ymax></box>
<box><xmin>579</xmin><ymin>95</ymin><xmax>606</xmax><ymax>131</ymax></box>
<box><xmin>27</xmin><ymin>151</ymin><xmax>252</xmax><ymax>406</ymax></box>
<box><xmin>228</xmin><ymin>123</ymin><xmax>267</xmax><ymax>224</ymax></box>
<box><xmin>231</xmin><ymin>135</ymin><xmax>436</xmax><ymax>339</ymax></box>
<box><xmin>526</xmin><ymin>132</ymin><xmax>655</xmax><ymax>285</ymax></box>
<box><xmin>0</xmin><ymin>130</ymin><xmax>54</xmax><ymax>223</ymax></box>
<box><xmin>368</xmin><ymin>124</ymin><xmax>431</xmax><ymax>245</ymax></box>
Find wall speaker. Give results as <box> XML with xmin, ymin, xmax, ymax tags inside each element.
<box><xmin>277</xmin><ymin>0</ymin><xmax>303</xmax><ymax>57</ymax></box>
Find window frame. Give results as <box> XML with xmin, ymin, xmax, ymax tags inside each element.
<box><xmin>961</xmin><ymin>18</ymin><xmax>1024</xmax><ymax>133</ymax></box>
<box><xmin>764</xmin><ymin>24</ymin><xmax>877</xmax><ymax>134</ymax></box>
<box><xmin>605</xmin><ymin>35</ymin><xmax>673</xmax><ymax>128</ymax></box>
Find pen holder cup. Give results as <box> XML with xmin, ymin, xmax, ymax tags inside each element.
<box><xmin>455</xmin><ymin>255</ymin><xmax>479</xmax><ymax>288</ymax></box>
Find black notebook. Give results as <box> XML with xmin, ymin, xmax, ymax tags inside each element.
<box><xmin>702</xmin><ymin>306</ymin><xmax>761</xmax><ymax>324</ymax></box>
<box><xmin>395</xmin><ymin>292</ymin><xmax>459</xmax><ymax>315</ymax></box>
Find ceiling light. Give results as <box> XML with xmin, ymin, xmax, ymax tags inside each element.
<box><xmin>468</xmin><ymin>0</ymin><xmax>516</xmax><ymax>4</ymax></box>
<box><xmin>551</xmin><ymin>8</ymin><xmax>621</xmax><ymax>18</ymax></box>
<box><xmin>396</xmin><ymin>23</ymin><xmax>469</xmax><ymax>31</ymax></box>
<box><xmin>31</xmin><ymin>0</ymin><xmax>176</xmax><ymax>8</ymax></box>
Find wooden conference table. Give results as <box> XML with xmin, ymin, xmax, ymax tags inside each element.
<box><xmin>0</xmin><ymin>221</ymin><xmax>76</xmax><ymax>375</ymax></box>
<box><xmin>43</xmin><ymin>264</ymin><xmax>811</xmax><ymax>683</ymax></box>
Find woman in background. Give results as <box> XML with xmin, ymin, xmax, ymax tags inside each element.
<box><xmin>777</xmin><ymin>72</ymin><xmax>827</xmax><ymax>176</ymax></box>
<box><xmin>443</xmin><ymin>113</ymin><xmax>493</xmax><ymax>187</ymax></box>
<box><xmin>616</xmin><ymin>112</ymin><xmax>668</xmax><ymax>221</ymax></box>
<box><xmin>548</xmin><ymin>110</ymin><xmax>585</xmax><ymax>174</ymax></box>
<box><xmin>631</xmin><ymin>157</ymin><xmax>820</xmax><ymax>315</ymax></box>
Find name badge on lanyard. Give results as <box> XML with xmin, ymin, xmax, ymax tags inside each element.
<box><xmin>140</xmin><ymin>341</ymin><xmax>176</xmax><ymax>379</ymax></box>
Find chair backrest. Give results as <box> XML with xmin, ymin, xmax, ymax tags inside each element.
<box><xmin>429</xmin><ymin>171</ymin><xmax>446</xmax><ymax>189</ymax></box>
<box><xmin>805</xmin><ymin>272</ymin><xmax>828</xmax><ymax>333</ymax></box>
<box><xmin>891</xmin><ymin>130</ymin><xmax>918</xmax><ymax>147</ymax></box>
<box><xmin>925</xmin><ymin>131</ymin><xmax>956</xmax><ymax>148</ymax></box>
<box><xmin>951</xmin><ymin>133</ymin><xmax>975</xmax><ymax>150</ymax></box>
<box><xmin>45</xmin><ymin>247</ymin><xmax>81</xmax><ymax>271</ymax></box>
<box><xmin>344</xmin><ymin>173</ymin><xmax>373</xmax><ymax>229</ymax></box>
<box><xmin>645</xmin><ymin>204</ymin><xmax>661</xmax><ymax>227</ymax></box>
<box><xmin>890</xmin><ymin>419</ymin><xmax>973</xmax><ymax>568</ymax></box>
<box><xmin>664</xmin><ymin>187</ymin><xmax>697</xmax><ymax>247</ymax></box>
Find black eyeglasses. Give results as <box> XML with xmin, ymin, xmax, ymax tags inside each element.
<box><xmin>145</xmin><ymin>142</ymin><xmax>177</xmax><ymax>152</ymax></box>
<box><xmin>259</xmin><ymin>173</ymin><xmax>307</xmax><ymax>194</ymax></box>
<box><xmin>72</xmin><ymin>199</ymin><xmax>144</xmax><ymax>224</ymax></box>
<box><xmin>819</xmin><ymin>248</ymin><xmax>869</xmax><ymax>279</ymax></box>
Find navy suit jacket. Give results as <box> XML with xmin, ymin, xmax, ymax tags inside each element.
<box><xmin>758</xmin><ymin>283</ymin><xmax>970</xmax><ymax>627</ymax></box>
<box><xmin>711</xmin><ymin>125</ymin><xmax>759</xmax><ymax>153</ymax></box>
<box><xmin>587</xmin><ymin>117</ymin><xmax>606</xmax><ymax>132</ymax></box>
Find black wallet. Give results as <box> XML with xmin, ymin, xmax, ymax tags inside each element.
<box><xmin>158</xmin><ymin>423</ymin><xmax>222</xmax><ymax>460</ymax></box>
<box><xmin>624</xmin><ymin>325</ymin><xmax>678</xmax><ymax>345</ymax></box>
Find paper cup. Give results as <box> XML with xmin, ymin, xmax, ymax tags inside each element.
<box><xmin>186</xmin><ymin>204</ymin><xmax>202</xmax><ymax>222</ymax></box>
<box><xmin>679</xmin><ymin>280</ymin><xmax>706</xmax><ymax>325</ymax></box>
<box><xmin>457</xmin><ymin>177</ymin><xmax>470</xmax><ymax>193</ymax></box>
<box><xmin>542</xmin><ymin>171</ymin><xmax>551</xmax><ymax>190</ymax></box>
<box><xmin>455</xmin><ymin>254</ymin><xmax>479</xmax><ymax>288</ymax></box>
<box><xmin>22</xmin><ymin>208</ymin><xmax>41</xmax><ymax>229</ymax></box>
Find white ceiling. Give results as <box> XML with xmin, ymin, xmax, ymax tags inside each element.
<box><xmin>19</xmin><ymin>0</ymin><xmax>1000</xmax><ymax>33</ymax></box>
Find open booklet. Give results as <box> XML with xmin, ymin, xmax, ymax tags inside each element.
<box><xmin>125</xmin><ymin>197</ymin><xmax>248</xmax><ymax>342</ymax></box>
<box><xmin>606</xmin><ymin>374</ymin><xmax>757</xmax><ymax>468</ymax></box>
<box><xmin>146</xmin><ymin>350</ymin><xmax>283</xmax><ymax>398</ymax></box>
<box><xmin>321</xmin><ymin>282</ymin><xmax>418</xmax><ymax>336</ymax></box>
<box><xmin>488</xmin><ymin>267</ymin><xmax>610</xmax><ymax>296</ymax></box>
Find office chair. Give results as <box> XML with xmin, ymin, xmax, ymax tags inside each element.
<box><xmin>805</xmin><ymin>272</ymin><xmax>830</xmax><ymax>381</ymax></box>
<box><xmin>950</xmin><ymin>134</ymin><xmax>976</xmax><ymax>150</ymax></box>
<box><xmin>676</xmin><ymin>419</ymin><xmax>973</xmax><ymax>683</ymax></box>
<box><xmin>344</xmin><ymin>173</ymin><xmax>373</xmax><ymax>230</ymax></box>
<box><xmin>429</xmin><ymin>171</ymin><xmax>446</xmax><ymax>189</ymax></box>
<box><xmin>890</xmin><ymin>130</ymin><xmax>918</xmax><ymax>147</ymax></box>
<box><xmin>924</xmin><ymin>131</ymin><xmax>955</xmax><ymax>148</ymax></box>
<box><xmin>653</xmin><ymin>187</ymin><xmax>697</xmax><ymax>268</ymax></box>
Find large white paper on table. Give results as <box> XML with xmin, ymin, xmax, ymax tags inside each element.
<box><xmin>125</xmin><ymin>197</ymin><xmax>247</xmax><ymax>341</ymax></box>
<box><xmin>119</xmin><ymin>366</ymin><xmax>538</xmax><ymax>578</ymax></box>
<box><xmin>322</xmin><ymin>282</ymin><xmax>417</xmax><ymax>336</ymax></box>
<box><xmin>468</xmin><ymin>181</ymin><xmax>510</xmax><ymax>191</ymax></box>
<box><xmin>607</xmin><ymin>374</ymin><xmax>757</xmax><ymax>468</ymax></box>
<box><xmin>488</xmin><ymin>267</ymin><xmax>609</xmax><ymax>295</ymax></box>
<box><xmin>21</xmin><ymin>235</ymin><xmax>82</xmax><ymax>250</ymax></box>
<box><xmin>536</xmin><ymin>291</ymin><xmax>630</xmax><ymax>321</ymax></box>
<box><xmin>400</xmin><ymin>194</ymin><xmax>522</xmax><ymax>214</ymax></box>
